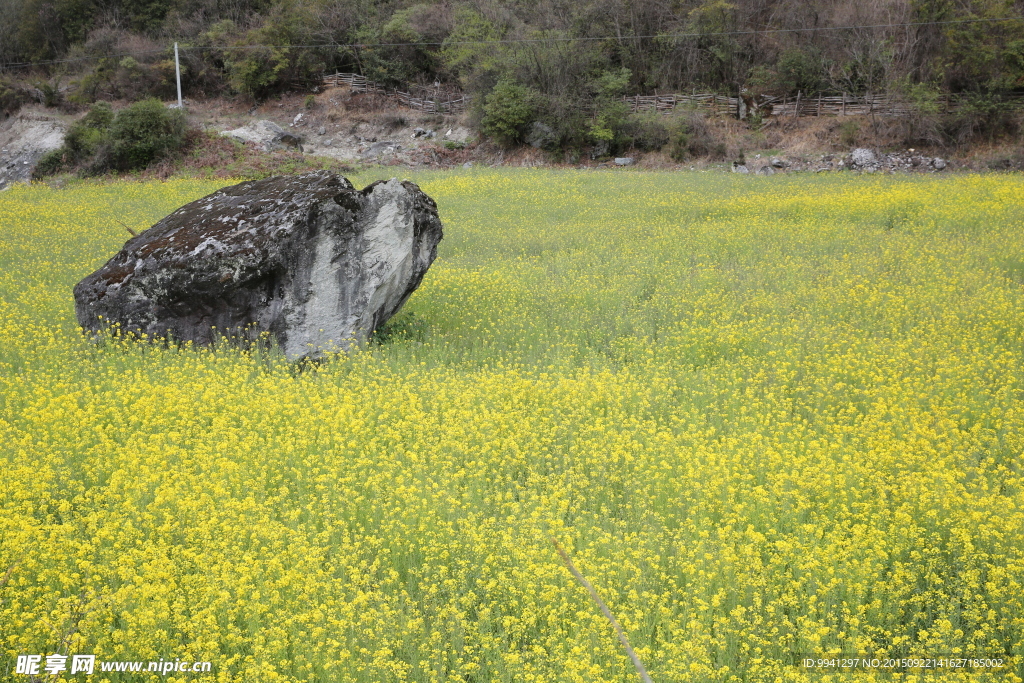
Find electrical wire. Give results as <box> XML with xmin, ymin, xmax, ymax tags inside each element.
<box><xmin>1</xmin><ymin>15</ymin><xmax>1021</xmax><ymax>70</ymax></box>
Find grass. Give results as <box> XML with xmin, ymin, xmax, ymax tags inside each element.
<box><xmin>1</xmin><ymin>169</ymin><xmax>1023</xmax><ymax>682</ymax></box>
<box><xmin>39</xmin><ymin>131</ymin><xmax>362</xmax><ymax>185</ymax></box>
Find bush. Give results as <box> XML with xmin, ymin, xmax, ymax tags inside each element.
<box><xmin>33</xmin><ymin>102</ymin><xmax>113</xmax><ymax>178</ymax></box>
<box><xmin>0</xmin><ymin>77</ymin><xmax>31</xmax><ymax>117</ymax></box>
<box><xmin>839</xmin><ymin>119</ymin><xmax>860</xmax><ymax>147</ymax></box>
<box><xmin>667</xmin><ymin>112</ymin><xmax>723</xmax><ymax>161</ymax></box>
<box><xmin>34</xmin><ymin>148</ymin><xmax>69</xmax><ymax>177</ymax></box>
<box><xmin>69</xmin><ymin>102</ymin><xmax>114</xmax><ymax>153</ymax></box>
<box><xmin>587</xmin><ymin>69</ymin><xmax>633</xmax><ymax>153</ymax></box>
<box><xmin>35</xmin><ymin>99</ymin><xmax>189</xmax><ymax>178</ymax></box>
<box><xmin>228</xmin><ymin>46</ymin><xmax>289</xmax><ymax>100</ymax></box>
<box><xmin>898</xmin><ymin>82</ymin><xmax>944</xmax><ymax>147</ymax></box>
<box><xmin>107</xmin><ymin>99</ymin><xmax>188</xmax><ymax>171</ymax></box>
<box><xmin>620</xmin><ymin>113</ymin><xmax>671</xmax><ymax>152</ymax></box>
<box><xmin>480</xmin><ymin>80</ymin><xmax>539</xmax><ymax>147</ymax></box>
<box><xmin>776</xmin><ymin>48</ymin><xmax>826</xmax><ymax>96</ymax></box>
<box><xmin>37</xmin><ymin>81</ymin><xmax>62</xmax><ymax>108</ymax></box>
<box><xmin>942</xmin><ymin>93</ymin><xmax>1020</xmax><ymax>147</ymax></box>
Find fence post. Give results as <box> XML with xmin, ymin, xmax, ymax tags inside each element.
<box><xmin>842</xmin><ymin>92</ymin><xmax>846</xmax><ymax>116</ymax></box>
<box><xmin>794</xmin><ymin>91</ymin><xmax>800</xmax><ymax>118</ymax></box>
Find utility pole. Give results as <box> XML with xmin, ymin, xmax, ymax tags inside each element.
<box><xmin>174</xmin><ymin>42</ymin><xmax>183</xmax><ymax>109</ymax></box>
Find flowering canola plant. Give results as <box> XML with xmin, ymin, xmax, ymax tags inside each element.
<box><xmin>0</xmin><ymin>170</ymin><xmax>1022</xmax><ymax>682</ymax></box>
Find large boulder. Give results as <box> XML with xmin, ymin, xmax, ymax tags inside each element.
<box><xmin>74</xmin><ymin>171</ymin><xmax>443</xmax><ymax>359</ymax></box>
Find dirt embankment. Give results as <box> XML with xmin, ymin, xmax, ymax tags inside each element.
<box><xmin>152</xmin><ymin>90</ymin><xmax>1024</xmax><ymax>174</ymax></box>
<box><xmin>4</xmin><ymin>84</ymin><xmax>1023</xmax><ymax>186</ymax></box>
<box><xmin>0</xmin><ymin>113</ymin><xmax>67</xmax><ymax>189</ymax></box>
<box><xmin>194</xmin><ymin>87</ymin><xmax>474</xmax><ymax>167</ymax></box>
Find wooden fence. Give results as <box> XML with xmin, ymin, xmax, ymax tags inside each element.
<box><xmin>325</xmin><ymin>72</ymin><xmax>468</xmax><ymax>114</ymax></box>
<box><xmin>622</xmin><ymin>91</ymin><xmax>1024</xmax><ymax>118</ymax></box>
<box><xmin>322</xmin><ymin>72</ymin><xmax>1024</xmax><ymax>120</ymax></box>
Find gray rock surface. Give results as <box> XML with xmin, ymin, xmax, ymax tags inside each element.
<box><xmin>74</xmin><ymin>171</ymin><xmax>443</xmax><ymax>360</ymax></box>
<box><xmin>614</xmin><ymin>157</ymin><xmax>634</xmax><ymax>166</ymax></box>
<box><xmin>221</xmin><ymin>120</ymin><xmax>303</xmax><ymax>151</ymax></box>
<box><xmin>0</xmin><ymin>113</ymin><xmax>66</xmax><ymax>190</ymax></box>
<box><xmin>850</xmin><ymin>148</ymin><xmax>877</xmax><ymax>168</ymax></box>
<box><xmin>526</xmin><ymin>121</ymin><xmax>558</xmax><ymax>150</ymax></box>
<box><xmin>361</xmin><ymin>140</ymin><xmax>402</xmax><ymax>159</ymax></box>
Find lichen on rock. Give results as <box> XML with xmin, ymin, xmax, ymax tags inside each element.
<box><xmin>74</xmin><ymin>170</ymin><xmax>443</xmax><ymax>359</ymax></box>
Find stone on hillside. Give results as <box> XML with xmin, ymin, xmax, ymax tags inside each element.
<box><xmin>614</xmin><ymin>157</ymin><xmax>634</xmax><ymax>166</ymax></box>
<box><xmin>74</xmin><ymin>171</ymin><xmax>443</xmax><ymax>360</ymax></box>
<box><xmin>361</xmin><ymin>140</ymin><xmax>402</xmax><ymax>159</ymax></box>
<box><xmin>932</xmin><ymin>157</ymin><xmax>947</xmax><ymax>170</ymax></box>
<box><xmin>221</xmin><ymin>120</ymin><xmax>303</xmax><ymax>152</ymax></box>
<box><xmin>526</xmin><ymin>121</ymin><xmax>558</xmax><ymax>150</ymax></box>
<box><xmin>850</xmin><ymin>147</ymin><xmax>876</xmax><ymax>167</ymax></box>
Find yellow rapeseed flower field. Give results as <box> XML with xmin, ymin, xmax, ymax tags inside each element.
<box><xmin>1</xmin><ymin>170</ymin><xmax>1022</xmax><ymax>682</ymax></box>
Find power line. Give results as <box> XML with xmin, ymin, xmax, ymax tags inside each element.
<box><xmin>2</xmin><ymin>15</ymin><xmax>1021</xmax><ymax>70</ymax></box>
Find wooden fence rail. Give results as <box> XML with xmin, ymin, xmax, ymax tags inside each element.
<box><xmin>322</xmin><ymin>72</ymin><xmax>1024</xmax><ymax>120</ymax></box>
<box><xmin>622</xmin><ymin>91</ymin><xmax>1024</xmax><ymax>118</ymax></box>
<box><xmin>326</xmin><ymin>72</ymin><xmax>468</xmax><ymax>114</ymax></box>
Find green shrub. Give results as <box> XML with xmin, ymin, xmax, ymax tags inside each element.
<box><xmin>668</xmin><ymin>112</ymin><xmax>723</xmax><ymax>161</ymax></box>
<box><xmin>776</xmin><ymin>48</ymin><xmax>826</xmax><ymax>96</ymax></box>
<box><xmin>107</xmin><ymin>99</ymin><xmax>187</xmax><ymax>171</ymax></box>
<box><xmin>587</xmin><ymin>69</ymin><xmax>633</xmax><ymax>152</ymax></box>
<box><xmin>33</xmin><ymin>102</ymin><xmax>113</xmax><ymax>178</ymax></box>
<box><xmin>228</xmin><ymin>46</ymin><xmax>289</xmax><ymax>100</ymax></box>
<box><xmin>34</xmin><ymin>148</ymin><xmax>68</xmax><ymax>177</ymax></box>
<box><xmin>480</xmin><ymin>80</ymin><xmax>538</xmax><ymax>147</ymax></box>
<box><xmin>0</xmin><ymin>77</ymin><xmax>31</xmax><ymax>117</ymax></box>
<box><xmin>37</xmin><ymin>81</ymin><xmax>61</xmax><ymax>108</ymax></box>
<box><xmin>620</xmin><ymin>113</ymin><xmax>671</xmax><ymax>152</ymax></box>
<box><xmin>80</xmin><ymin>101</ymin><xmax>115</xmax><ymax>129</ymax></box>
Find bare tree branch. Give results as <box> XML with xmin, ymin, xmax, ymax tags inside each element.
<box><xmin>551</xmin><ymin>538</ymin><xmax>653</xmax><ymax>683</ymax></box>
